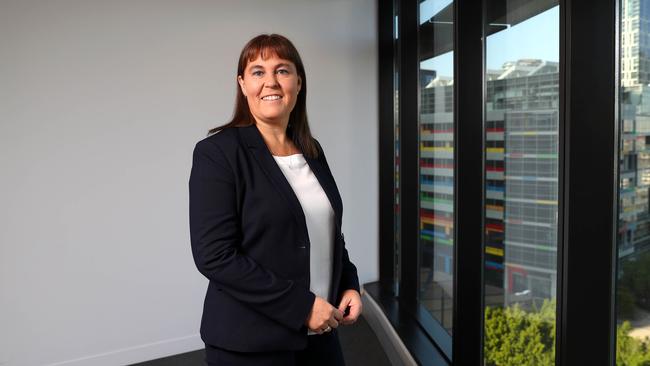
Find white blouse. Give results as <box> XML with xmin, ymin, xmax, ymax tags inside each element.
<box><xmin>272</xmin><ymin>153</ymin><xmax>335</xmax><ymax>335</ymax></box>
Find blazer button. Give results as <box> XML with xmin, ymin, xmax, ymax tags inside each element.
<box><xmin>298</xmin><ymin>243</ymin><xmax>307</xmax><ymax>249</ymax></box>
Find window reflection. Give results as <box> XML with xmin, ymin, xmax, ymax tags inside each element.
<box><xmin>483</xmin><ymin>2</ymin><xmax>559</xmax><ymax>365</ymax></box>
<box><xmin>617</xmin><ymin>0</ymin><xmax>650</xmax><ymax>363</ymax></box>
<box><xmin>418</xmin><ymin>0</ymin><xmax>455</xmax><ymax>334</ymax></box>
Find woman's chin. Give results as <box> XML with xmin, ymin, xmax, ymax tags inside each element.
<box><xmin>255</xmin><ymin>114</ymin><xmax>291</xmax><ymax>125</ymax></box>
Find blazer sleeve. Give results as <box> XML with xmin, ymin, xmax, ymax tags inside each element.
<box><xmin>189</xmin><ymin>139</ymin><xmax>315</xmax><ymax>331</ymax></box>
<box><xmin>314</xmin><ymin>139</ymin><xmax>361</xmax><ymax>294</ymax></box>
<box><xmin>339</xmin><ymin>234</ymin><xmax>361</xmax><ymax>293</ymax></box>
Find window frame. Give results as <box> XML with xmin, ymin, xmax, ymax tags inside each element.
<box><xmin>372</xmin><ymin>0</ymin><xmax>619</xmax><ymax>364</ymax></box>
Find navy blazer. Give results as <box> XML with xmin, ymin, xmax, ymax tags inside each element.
<box><xmin>189</xmin><ymin>124</ymin><xmax>360</xmax><ymax>352</ymax></box>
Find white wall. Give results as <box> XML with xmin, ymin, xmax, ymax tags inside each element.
<box><xmin>0</xmin><ymin>1</ymin><xmax>377</xmax><ymax>365</ymax></box>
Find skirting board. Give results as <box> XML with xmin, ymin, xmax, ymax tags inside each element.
<box><xmin>44</xmin><ymin>334</ymin><xmax>204</xmax><ymax>366</ymax></box>
<box><xmin>361</xmin><ymin>289</ymin><xmax>417</xmax><ymax>366</ymax></box>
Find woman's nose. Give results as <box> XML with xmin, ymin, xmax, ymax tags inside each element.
<box><xmin>263</xmin><ymin>73</ymin><xmax>279</xmax><ymax>87</ymax></box>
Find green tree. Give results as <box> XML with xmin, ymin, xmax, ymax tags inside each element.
<box><xmin>619</xmin><ymin>285</ymin><xmax>638</xmax><ymax>320</ymax></box>
<box><xmin>484</xmin><ymin>300</ymin><xmax>650</xmax><ymax>365</ymax></box>
<box><xmin>484</xmin><ymin>299</ymin><xmax>555</xmax><ymax>366</ymax></box>
<box><xmin>617</xmin><ymin>321</ymin><xmax>650</xmax><ymax>366</ymax></box>
<box><xmin>619</xmin><ymin>252</ymin><xmax>650</xmax><ymax>312</ymax></box>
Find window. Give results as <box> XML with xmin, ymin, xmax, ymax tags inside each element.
<box><xmin>418</xmin><ymin>0</ymin><xmax>455</xmax><ymax>335</ymax></box>
<box><xmin>374</xmin><ymin>0</ymin><xmax>618</xmax><ymax>364</ymax></box>
<box><xmin>483</xmin><ymin>3</ymin><xmax>560</xmax><ymax>364</ymax></box>
<box><xmin>617</xmin><ymin>0</ymin><xmax>650</xmax><ymax>363</ymax></box>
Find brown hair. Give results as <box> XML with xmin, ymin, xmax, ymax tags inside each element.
<box><xmin>208</xmin><ymin>34</ymin><xmax>319</xmax><ymax>158</ymax></box>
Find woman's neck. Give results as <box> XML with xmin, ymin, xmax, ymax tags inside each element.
<box><xmin>255</xmin><ymin>121</ymin><xmax>300</xmax><ymax>156</ymax></box>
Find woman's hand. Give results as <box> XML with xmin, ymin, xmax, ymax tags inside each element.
<box><xmin>337</xmin><ymin>289</ymin><xmax>362</xmax><ymax>325</ymax></box>
<box><xmin>305</xmin><ymin>296</ymin><xmax>343</xmax><ymax>334</ymax></box>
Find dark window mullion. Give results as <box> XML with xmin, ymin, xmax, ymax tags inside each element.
<box><xmin>559</xmin><ymin>0</ymin><xmax>618</xmax><ymax>364</ymax></box>
<box><xmin>398</xmin><ymin>0</ymin><xmax>420</xmax><ymax>308</ymax></box>
<box><xmin>378</xmin><ymin>0</ymin><xmax>395</xmax><ymax>289</ymax></box>
<box><xmin>452</xmin><ymin>0</ymin><xmax>484</xmax><ymax>364</ymax></box>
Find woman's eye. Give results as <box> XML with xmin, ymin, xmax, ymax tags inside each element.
<box><xmin>277</xmin><ymin>69</ymin><xmax>289</xmax><ymax>75</ymax></box>
<box><xmin>252</xmin><ymin>70</ymin><xmax>263</xmax><ymax>77</ymax></box>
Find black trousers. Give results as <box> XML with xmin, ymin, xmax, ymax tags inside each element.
<box><xmin>204</xmin><ymin>331</ymin><xmax>345</xmax><ymax>366</ymax></box>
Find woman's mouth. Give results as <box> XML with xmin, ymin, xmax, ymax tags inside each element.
<box><xmin>261</xmin><ymin>95</ymin><xmax>282</xmax><ymax>101</ymax></box>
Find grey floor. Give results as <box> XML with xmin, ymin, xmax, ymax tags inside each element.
<box><xmin>130</xmin><ymin>315</ymin><xmax>391</xmax><ymax>366</ymax></box>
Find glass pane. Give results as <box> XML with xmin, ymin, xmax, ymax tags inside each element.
<box><xmin>418</xmin><ymin>0</ymin><xmax>454</xmax><ymax>334</ymax></box>
<box><xmin>483</xmin><ymin>2</ymin><xmax>560</xmax><ymax>365</ymax></box>
<box><xmin>616</xmin><ymin>0</ymin><xmax>650</xmax><ymax>363</ymax></box>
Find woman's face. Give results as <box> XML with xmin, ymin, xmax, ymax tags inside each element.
<box><xmin>238</xmin><ymin>53</ymin><xmax>302</xmax><ymax>126</ymax></box>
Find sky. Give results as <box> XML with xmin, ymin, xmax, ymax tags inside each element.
<box><xmin>418</xmin><ymin>1</ymin><xmax>560</xmax><ymax>78</ymax></box>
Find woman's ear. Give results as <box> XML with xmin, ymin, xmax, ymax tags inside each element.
<box><xmin>237</xmin><ymin>75</ymin><xmax>246</xmax><ymax>97</ymax></box>
<box><xmin>297</xmin><ymin>76</ymin><xmax>302</xmax><ymax>93</ymax></box>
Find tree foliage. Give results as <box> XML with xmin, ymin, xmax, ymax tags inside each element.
<box><xmin>617</xmin><ymin>321</ymin><xmax>650</xmax><ymax>366</ymax></box>
<box><xmin>619</xmin><ymin>252</ymin><xmax>650</xmax><ymax>314</ymax></box>
<box><xmin>484</xmin><ymin>299</ymin><xmax>555</xmax><ymax>366</ymax></box>
<box><xmin>484</xmin><ymin>299</ymin><xmax>650</xmax><ymax>366</ymax></box>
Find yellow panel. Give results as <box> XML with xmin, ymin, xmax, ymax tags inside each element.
<box><xmin>485</xmin><ymin>246</ymin><xmax>504</xmax><ymax>256</ymax></box>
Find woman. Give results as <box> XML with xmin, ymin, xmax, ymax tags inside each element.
<box><xmin>189</xmin><ymin>34</ymin><xmax>362</xmax><ymax>366</ymax></box>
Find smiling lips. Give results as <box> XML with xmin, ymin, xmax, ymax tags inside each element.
<box><xmin>261</xmin><ymin>95</ymin><xmax>282</xmax><ymax>101</ymax></box>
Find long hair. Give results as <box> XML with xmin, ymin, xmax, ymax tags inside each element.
<box><xmin>208</xmin><ymin>34</ymin><xmax>319</xmax><ymax>159</ymax></box>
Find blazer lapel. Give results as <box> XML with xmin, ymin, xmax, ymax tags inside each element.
<box><xmin>238</xmin><ymin>125</ymin><xmax>309</xmax><ymax>240</ymax></box>
<box><xmin>238</xmin><ymin>124</ymin><xmax>343</xmax><ymax>241</ymax></box>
